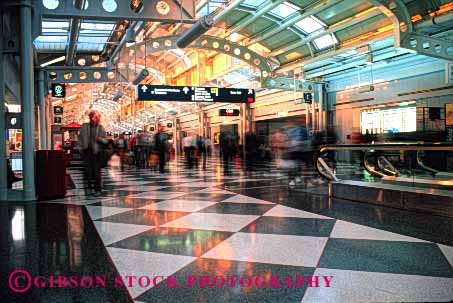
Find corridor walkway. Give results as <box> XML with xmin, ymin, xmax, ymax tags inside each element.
<box><xmin>3</xmin><ymin>157</ymin><xmax>453</xmax><ymax>302</ymax></box>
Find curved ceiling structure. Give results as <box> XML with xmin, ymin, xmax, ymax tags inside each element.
<box><xmin>35</xmin><ymin>0</ymin><xmax>453</xmax><ymax>131</ymax></box>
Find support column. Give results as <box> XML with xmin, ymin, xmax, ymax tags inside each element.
<box><xmin>20</xmin><ymin>1</ymin><xmax>36</xmax><ymax>200</ymax></box>
<box><xmin>0</xmin><ymin>13</ymin><xmax>7</xmax><ymax>201</ymax></box>
<box><xmin>38</xmin><ymin>70</ymin><xmax>47</xmax><ymax>149</ymax></box>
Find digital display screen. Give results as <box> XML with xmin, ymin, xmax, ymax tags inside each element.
<box><xmin>219</xmin><ymin>109</ymin><xmax>240</xmax><ymax>116</ymax></box>
<box><xmin>136</xmin><ymin>85</ymin><xmax>255</xmax><ymax>103</ymax></box>
<box><xmin>360</xmin><ymin>106</ymin><xmax>416</xmax><ymax>134</ymax></box>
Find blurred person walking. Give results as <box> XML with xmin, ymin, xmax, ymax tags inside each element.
<box><xmin>79</xmin><ymin>110</ymin><xmax>108</xmax><ymax>196</ymax></box>
<box><xmin>154</xmin><ymin>124</ymin><xmax>169</xmax><ymax>174</ymax></box>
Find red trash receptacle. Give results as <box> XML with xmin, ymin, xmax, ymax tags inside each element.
<box><xmin>36</xmin><ymin>150</ymin><xmax>67</xmax><ymax>200</ymax></box>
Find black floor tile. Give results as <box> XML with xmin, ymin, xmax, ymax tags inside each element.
<box><xmin>108</xmin><ymin>228</ymin><xmax>232</xmax><ymax>256</ymax></box>
<box><xmin>199</xmin><ymin>202</ymin><xmax>275</xmax><ymax>215</ymax></box>
<box><xmin>136</xmin><ymin>258</ymin><xmax>315</xmax><ymax>303</ymax></box>
<box><xmin>318</xmin><ymin>238</ymin><xmax>453</xmax><ymax>277</ymax></box>
<box><xmin>240</xmin><ymin>216</ymin><xmax>335</xmax><ymax>237</ymax></box>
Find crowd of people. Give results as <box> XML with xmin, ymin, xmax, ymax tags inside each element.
<box><xmin>78</xmin><ymin>111</ymin><xmax>172</xmax><ymax>196</ymax></box>
<box><xmin>77</xmin><ymin>110</ymin><xmax>340</xmax><ymax>195</ymax></box>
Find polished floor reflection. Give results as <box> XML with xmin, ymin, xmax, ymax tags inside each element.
<box><xmin>0</xmin><ymin>203</ymin><xmax>132</xmax><ymax>302</ymax></box>
<box><xmin>1</xmin><ymin>156</ymin><xmax>453</xmax><ymax>302</ymax></box>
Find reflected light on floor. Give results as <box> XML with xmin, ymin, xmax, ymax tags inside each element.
<box><xmin>12</xmin><ymin>208</ymin><xmax>25</xmax><ymax>241</ymax></box>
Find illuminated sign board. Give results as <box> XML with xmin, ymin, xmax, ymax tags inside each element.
<box><xmin>6</xmin><ymin>113</ymin><xmax>22</xmax><ymax>129</ymax></box>
<box><xmin>51</xmin><ymin>83</ymin><xmax>65</xmax><ymax>98</ymax></box>
<box><xmin>219</xmin><ymin>109</ymin><xmax>240</xmax><ymax>116</ymax></box>
<box><xmin>54</xmin><ymin>106</ymin><xmax>63</xmax><ymax>115</ymax></box>
<box><xmin>303</xmin><ymin>93</ymin><xmax>313</xmax><ymax>104</ymax></box>
<box><xmin>136</xmin><ymin>85</ymin><xmax>255</xmax><ymax>103</ymax></box>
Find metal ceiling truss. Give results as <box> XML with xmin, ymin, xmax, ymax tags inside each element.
<box><xmin>132</xmin><ymin>35</ymin><xmax>276</xmax><ymax>75</ymax></box>
<box><xmin>261</xmin><ymin>77</ymin><xmax>318</xmax><ymax>92</ymax></box>
<box><xmin>42</xmin><ymin>66</ymin><xmax>314</xmax><ymax>92</ymax></box>
<box><xmin>43</xmin><ymin>66</ymin><xmax>126</xmax><ymax>83</ymax></box>
<box><xmin>38</xmin><ymin>0</ymin><xmax>197</xmax><ymax>22</ymax></box>
<box><xmin>369</xmin><ymin>0</ymin><xmax>452</xmax><ymax>61</ymax></box>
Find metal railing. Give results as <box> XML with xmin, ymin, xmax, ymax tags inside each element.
<box><xmin>316</xmin><ymin>143</ymin><xmax>453</xmax><ymax>181</ymax></box>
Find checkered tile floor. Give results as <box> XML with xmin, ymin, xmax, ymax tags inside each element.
<box><xmin>43</xmin><ymin>157</ymin><xmax>453</xmax><ymax>302</ymax></box>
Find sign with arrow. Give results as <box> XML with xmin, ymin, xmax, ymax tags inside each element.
<box><xmin>136</xmin><ymin>85</ymin><xmax>255</xmax><ymax>103</ymax></box>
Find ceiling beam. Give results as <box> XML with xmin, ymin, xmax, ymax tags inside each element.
<box><xmin>66</xmin><ymin>0</ymin><xmax>85</xmax><ymax>65</ymax></box>
<box><xmin>270</xmin><ymin>7</ymin><xmax>382</xmax><ymax>57</ymax></box>
<box><xmin>213</xmin><ymin>0</ymin><xmax>247</xmax><ymax>23</ymax></box>
<box><xmin>248</xmin><ymin>0</ymin><xmax>345</xmax><ymax>45</ymax></box>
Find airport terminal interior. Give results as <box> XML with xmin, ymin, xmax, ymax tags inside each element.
<box><xmin>1</xmin><ymin>0</ymin><xmax>453</xmax><ymax>302</ymax></box>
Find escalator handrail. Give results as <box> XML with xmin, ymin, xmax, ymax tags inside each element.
<box><xmin>319</xmin><ymin>143</ymin><xmax>453</xmax><ymax>153</ymax></box>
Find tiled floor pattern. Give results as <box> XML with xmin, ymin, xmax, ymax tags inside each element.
<box><xmin>42</xmin><ymin>157</ymin><xmax>453</xmax><ymax>302</ymax></box>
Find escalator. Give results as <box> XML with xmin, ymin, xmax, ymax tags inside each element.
<box><xmin>315</xmin><ymin>143</ymin><xmax>453</xmax><ymax>218</ymax></box>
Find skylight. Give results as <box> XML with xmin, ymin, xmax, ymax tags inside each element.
<box><xmin>242</xmin><ymin>0</ymin><xmax>266</xmax><ymax>7</ymax></box>
<box><xmin>34</xmin><ymin>20</ymin><xmax>70</xmax><ymax>51</ymax></box>
<box><xmin>295</xmin><ymin>16</ymin><xmax>325</xmax><ymax>34</ymax></box>
<box><xmin>313</xmin><ymin>34</ymin><xmax>338</xmax><ymax>50</ymax></box>
<box><xmin>270</xmin><ymin>2</ymin><xmax>299</xmax><ymax>18</ymax></box>
<box><xmin>77</xmin><ymin>22</ymin><xmax>115</xmax><ymax>52</ymax></box>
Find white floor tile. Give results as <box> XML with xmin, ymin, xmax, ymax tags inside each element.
<box><xmin>302</xmin><ymin>268</ymin><xmax>453</xmax><ymax>303</ymax></box>
<box><xmin>139</xmin><ymin>200</ymin><xmax>217</xmax><ymax>212</ymax></box>
<box><xmin>438</xmin><ymin>244</ymin><xmax>453</xmax><ymax>266</ymax></box>
<box><xmin>107</xmin><ymin>247</ymin><xmax>196</xmax><ymax>299</ymax></box>
<box><xmin>129</xmin><ymin>191</ymin><xmax>186</xmax><ymax>200</ymax></box>
<box><xmin>202</xmin><ymin>232</ymin><xmax>327</xmax><ymax>267</ymax></box>
<box><xmin>263</xmin><ymin>205</ymin><xmax>332</xmax><ymax>219</ymax></box>
<box><xmin>221</xmin><ymin>194</ymin><xmax>274</xmax><ymax>204</ymax></box>
<box><xmin>85</xmin><ymin>206</ymin><xmax>133</xmax><ymax>220</ymax></box>
<box><xmin>162</xmin><ymin>213</ymin><xmax>259</xmax><ymax>232</ymax></box>
<box><xmin>330</xmin><ymin>220</ymin><xmax>429</xmax><ymax>242</ymax></box>
<box><xmin>93</xmin><ymin>221</ymin><xmax>154</xmax><ymax>246</ymax></box>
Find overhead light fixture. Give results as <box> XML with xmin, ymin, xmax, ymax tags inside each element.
<box><xmin>132</xmin><ymin>68</ymin><xmax>150</xmax><ymax>85</ymax></box>
<box><xmin>40</xmin><ymin>56</ymin><xmax>66</xmax><ymax>67</ymax></box>
<box><xmin>176</xmin><ymin>15</ymin><xmax>214</xmax><ymax>49</ymax></box>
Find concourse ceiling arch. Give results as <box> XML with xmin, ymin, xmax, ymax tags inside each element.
<box><xmin>130</xmin><ymin>35</ymin><xmax>276</xmax><ymax>75</ymax></box>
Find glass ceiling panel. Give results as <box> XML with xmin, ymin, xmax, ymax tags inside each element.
<box><xmin>242</xmin><ymin>0</ymin><xmax>266</xmax><ymax>7</ymax></box>
<box><xmin>270</xmin><ymin>2</ymin><xmax>299</xmax><ymax>18</ymax></box>
<box><xmin>77</xmin><ymin>22</ymin><xmax>115</xmax><ymax>52</ymax></box>
<box><xmin>295</xmin><ymin>16</ymin><xmax>325</xmax><ymax>34</ymax></box>
<box><xmin>313</xmin><ymin>34</ymin><xmax>338</xmax><ymax>50</ymax></box>
<box><xmin>77</xmin><ymin>36</ymin><xmax>109</xmax><ymax>52</ymax></box>
<box><xmin>197</xmin><ymin>2</ymin><xmax>223</xmax><ymax>17</ymax></box>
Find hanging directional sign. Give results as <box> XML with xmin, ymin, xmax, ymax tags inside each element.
<box><xmin>54</xmin><ymin>117</ymin><xmax>62</xmax><ymax>124</ymax></box>
<box><xmin>136</xmin><ymin>85</ymin><xmax>255</xmax><ymax>103</ymax></box>
<box><xmin>51</xmin><ymin>83</ymin><xmax>65</xmax><ymax>98</ymax></box>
